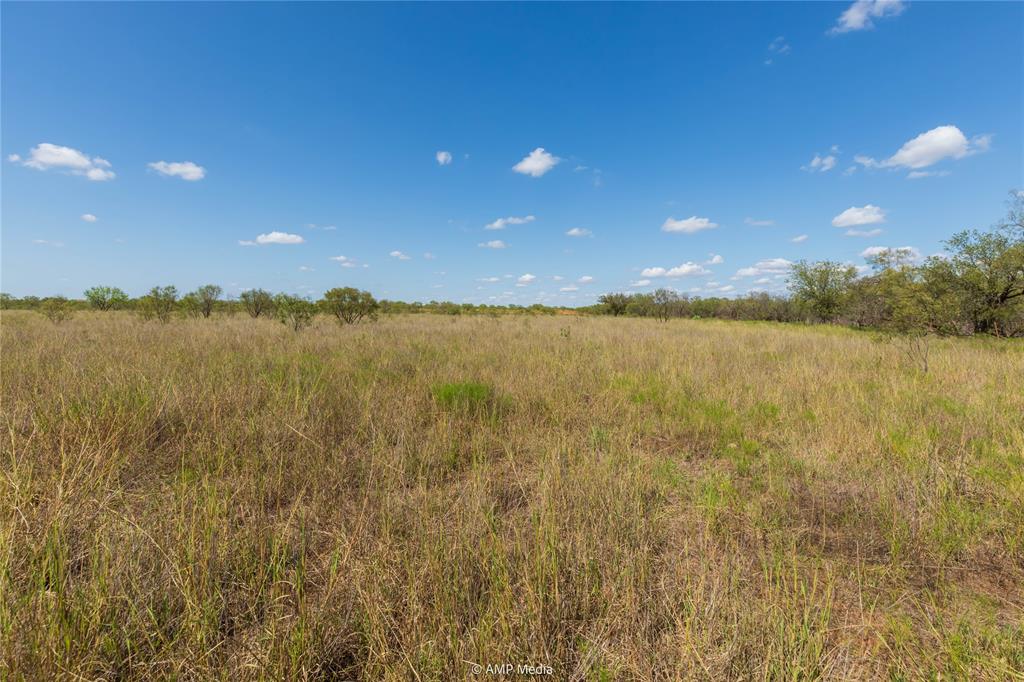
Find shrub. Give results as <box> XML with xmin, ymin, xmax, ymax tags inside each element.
<box><xmin>320</xmin><ymin>287</ymin><xmax>379</xmax><ymax>324</ymax></box>
<box><xmin>240</xmin><ymin>289</ymin><xmax>275</xmax><ymax>318</ymax></box>
<box><xmin>84</xmin><ymin>286</ymin><xmax>129</xmax><ymax>311</ymax></box>
<box><xmin>274</xmin><ymin>294</ymin><xmax>316</xmax><ymax>332</ymax></box>
<box><xmin>138</xmin><ymin>286</ymin><xmax>178</xmax><ymax>323</ymax></box>
<box><xmin>40</xmin><ymin>296</ymin><xmax>72</xmax><ymax>323</ymax></box>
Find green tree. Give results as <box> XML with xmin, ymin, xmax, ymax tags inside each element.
<box><xmin>84</xmin><ymin>286</ymin><xmax>130</xmax><ymax>311</ymax></box>
<box><xmin>139</xmin><ymin>286</ymin><xmax>178</xmax><ymax>323</ymax></box>
<box><xmin>240</xmin><ymin>289</ymin><xmax>274</xmax><ymax>318</ymax></box>
<box><xmin>183</xmin><ymin>284</ymin><xmax>222</xmax><ymax>318</ymax></box>
<box><xmin>788</xmin><ymin>260</ymin><xmax>857</xmax><ymax>322</ymax></box>
<box><xmin>40</xmin><ymin>296</ymin><xmax>73</xmax><ymax>324</ymax></box>
<box><xmin>652</xmin><ymin>288</ymin><xmax>680</xmax><ymax>322</ymax></box>
<box><xmin>920</xmin><ymin>193</ymin><xmax>1024</xmax><ymax>336</ymax></box>
<box><xmin>274</xmin><ymin>294</ymin><xmax>316</xmax><ymax>332</ymax></box>
<box><xmin>319</xmin><ymin>287</ymin><xmax>379</xmax><ymax>324</ymax></box>
<box><xmin>598</xmin><ymin>293</ymin><xmax>629</xmax><ymax>316</ymax></box>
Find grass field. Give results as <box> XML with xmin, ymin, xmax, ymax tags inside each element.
<box><xmin>2</xmin><ymin>311</ymin><xmax>1022</xmax><ymax>679</ymax></box>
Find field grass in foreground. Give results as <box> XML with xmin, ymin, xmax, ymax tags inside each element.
<box><xmin>1</xmin><ymin>311</ymin><xmax>1022</xmax><ymax>680</ymax></box>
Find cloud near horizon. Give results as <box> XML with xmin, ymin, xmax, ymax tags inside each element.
<box><xmin>239</xmin><ymin>231</ymin><xmax>305</xmax><ymax>246</ymax></box>
<box><xmin>661</xmin><ymin>216</ymin><xmax>718</xmax><ymax>234</ymax></box>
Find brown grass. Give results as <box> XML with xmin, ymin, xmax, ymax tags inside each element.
<box><xmin>1</xmin><ymin>311</ymin><xmax>1022</xmax><ymax>679</ymax></box>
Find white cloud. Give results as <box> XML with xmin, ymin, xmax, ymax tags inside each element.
<box><xmin>642</xmin><ymin>262</ymin><xmax>710</xmax><ymax>278</ymax></box>
<box><xmin>559</xmin><ymin>285</ymin><xmax>579</xmax><ymax>292</ymax></box>
<box><xmin>147</xmin><ymin>160</ymin><xmax>205</xmax><ymax>181</ymax></box>
<box><xmin>764</xmin><ymin>36</ymin><xmax>791</xmax><ymax>66</ymax></box>
<box><xmin>830</xmin><ymin>0</ymin><xmax>905</xmax><ymax>34</ymax></box>
<box><xmin>512</xmin><ymin>147</ymin><xmax>560</xmax><ymax>177</ymax></box>
<box><xmin>241</xmin><ymin>231</ymin><xmax>305</xmax><ymax>245</ymax></box>
<box><xmin>745</xmin><ymin>217</ymin><xmax>775</xmax><ymax>227</ymax></box>
<box><xmin>329</xmin><ymin>255</ymin><xmax>359</xmax><ymax>268</ymax></box>
<box><xmin>389</xmin><ymin>250</ymin><xmax>411</xmax><ymax>260</ymax></box>
<box><xmin>907</xmin><ymin>170</ymin><xmax>951</xmax><ymax>180</ymax></box>
<box><xmin>861</xmin><ymin>245</ymin><xmax>921</xmax><ymax>261</ymax></box>
<box><xmin>791</xmin><ymin>234</ymin><xmax>809</xmax><ymax>243</ymax></box>
<box><xmin>630</xmin><ymin>279</ymin><xmax>652</xmax><ymax>288</ymax></box>
<box><xmin>485</xmin><ymin>215</ymin><xmax>535</xmax><ymax>230</ymax></box>
<box><xmin>733</xmin><ymin>258</ymin><xmax>793</xmax><ymax>278</ymax></box>
<box><xmin>435</xmin><ymin>150</ymin><xmax>452</xmax><ymax>166</ymax></box>
<box><xmin>802</xmin><ymin>153</ymin><xmax>837</xmax><ymax>173</ymax></box>
<box><xmin>832</xmin><ymin>204</ymin><xmax>886</xmax><ymax>228</ymax></box>
<box><xmin>80</xmin><ymin>213</ymin><xmax>98</xmax><ymax>223</ymax></box>
<box><xmin>705</xmin><ymin>254</ymin><xmax>724</xmax><ymax>265</ymax></box>
<box><xmin>566</xmin><ymin>227</ymin><xmax>592</xmax><ymax>237</ymax></box>
<box><xmin>478</xmin><ymin>240</ymin><xmax>507</xmax><ymax>249</ymax></box>
<box><xmin>305</xmin><ymin>223</ymin><xmax>337</xmax><ymax>230</ymax></box>
<box><xmin>299</xmin><ymin>266</ymin><xmax>314</xmax><ymax>272</ymax></box>
<box><xmin>577</xmin><ymin>275</ymin><xmax>594</xmax><ymax>284</ymax></box>
<box><xmin>517</xmin><ymin>273</ymin><xmax>536</xmax><ymax>284</ymax></box>
<box><xmin>661</xmin><ymin>216</ymin><xmax>718</xmax><ymax>234</ymax></box>
<box><xmin>477</xmin><ymin>276</ymin><xmax>500</xmax><ymax>283</ymax></box>
<box><xmin>855</xmin><ymin>125</ymin><xmax>990</xmax><ymax>172</ymax></box>
<box><xmin>844</xmin><ymin>228</ymin><xmax>883</xmax><ymax>237</ymax></box>
<box><xmin>16</xmin><ymin>143</ymin><xmax>115</xmax><ymax>181</ymax></box>
<box><xmin>32</xmin><ymin>239</ymin><xmax>65</xmax><ymax>247</ymax></box>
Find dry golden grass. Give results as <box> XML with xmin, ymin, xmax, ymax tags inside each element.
<box><xmin>2</xmin><ymin>311</ymin><xmax>1022</xmax><ymax>680</ymax></box>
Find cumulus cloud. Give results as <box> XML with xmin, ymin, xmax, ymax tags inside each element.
<box><xmin>577</xmin><ymin>275</ymin><xmax>594</xmax><ymax>284</ymax></box>
<box><xmin>148</xmin><ymin>160</ymin><xmax>205</xmax><ymax>181</ymax></box>
<box><xmin>389</xmin><ymin>250</ymin><xmax>411</xmax><ymax>260</ymax></box>
<box><xmin>791</xmin><ymin>234</ymin><xmax>809</xmax><ymax>243</ymax></box>
<box><xmin>517</xmin><ymin>273</ymin><xmax>537</xmax><ymax>284</ymax></box>
<box><xmin>485</xmin><ymin>215</ymin><xmax>535</xmax><ymax>230</ymax></box>
<box><xmin>907</xmin><ymin>170</ymin><xmax>951</xmax><ymax>180</ymax></box>
<box><xmin>630</xmin><ymin>279</ymin><xmax>652</xmax><ymax>288</ymax></box>
<box><xmin>733</xmin><ymin>258</ymin><xmax>793</xmax><ymax>278</ymax></box>
<box><xmin>478</xmin><ymin>240</ymin><xmax>507</xmax><ymax>249</ymax></box>
<box><xmin>329</xmin><ymin>255</ymin><xmax>360</xmax><ymax>268</ymax></box>
<box><xmin>641</xmin><ymin>262</ymin><xmax>710</xmax><ymax>278</ymax></box>
<box><xmin>80</xmin><ymin>213</ymin><xmax>98</xmax><ymax>223</ymax></box>
<box><xmin>240</xmin><ymin>231</ymin><xmax>305</xmax><ymax>246</ymax></box>
<box><xmin>661</xmin><ymin>216</ymin><xmax>718</xmax><ymax>234</ymax></box>
<box><xmin>512</xmin><ymin>147</ymin><xmax>560</xmax><ymax>177</ymax></box>
<box><xmin>705</xmin><ymin>254</ymin><xmax>724</xmax><ymax>265</ymax></box>
<box><xmin>830</xmin><ymin>0</ymin><xmax>905</xmax><ymax>34</ymax></box>
<box><xmin>559</xmin><ymin>285</ymin><xmax>579</xmax><ymax>292</ymax></box>
<box><xmin>854</xmin><ymin>126</ymin><xmax>990</xmax><ymax>174</ymax></box>
<box><xmin>14</xmin><ymin>143</ymin><xmax>115</xmax><ymax>181</ymax></box>
<box><xmin>745</xmin><ymin>217</ymin><xmax>775</xmax><ymax>227</ymax></box>
<box><xmin>566</xmin><ymin>227</ymin><xmax>592</xmax><ymax>237</ymax></box>
<box><xmin>435</xmin><ymin>150</ymin><xmax>452</xmax><ymax>166</ymax></box>
<box><xmin>832</xmin><ymin>204</ymin><xmax>886</xmax><ymax>228</ymax></box>
<box><xmin>802</xmin><ymin>153</ymin><xmax>837</xmax><ymax>173</ymax></box>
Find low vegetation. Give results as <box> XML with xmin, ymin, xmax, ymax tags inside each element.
<box><xmin>2</xmin><ymin>311</ymin><xmax>1021</xmax><ymax>679</ymax></box>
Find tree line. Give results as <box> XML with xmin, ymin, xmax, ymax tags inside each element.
<box><xmin>591</xmin><ymin>192</ymin><xmax>1024</xmax><ymax>338</ymax></box>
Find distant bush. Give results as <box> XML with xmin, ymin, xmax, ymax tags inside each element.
<box><xmin>40</xmin><ymin>296</ymin><xmax>73</xmax><ymax>324</ymax></box>
<box><xmin>240</xmin><ymin>289</ymin><xmax>275</xmax><ymax>318</ymax></box>
<box><xmin>274</xmin><ymin>294</ymin><xmax>316</xmax><ymax>332</ymax></box>
<box><xmin>182</xmin><ymin>284</ymin><xmax>222</xmax><ymax>319</ymax></box>
<box><xmin>138</xmin><ymin>286</ymin><xmax>178</xmax><ymax>323</ymax></box>
<box><xmin>320</xmin><ymin>287</ymin><xmax>379</xmax><ymax>324</ymax></box>
<box><xmin>84</xmin><ymin>286</ymin><xmax>129</xmax><ymax>311</ymax></box>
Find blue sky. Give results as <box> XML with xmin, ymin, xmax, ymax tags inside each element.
<box><xmin>2</xmin><ymin>1</ymin><xmax>1021</xmax><ymax>305</ymax></box>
